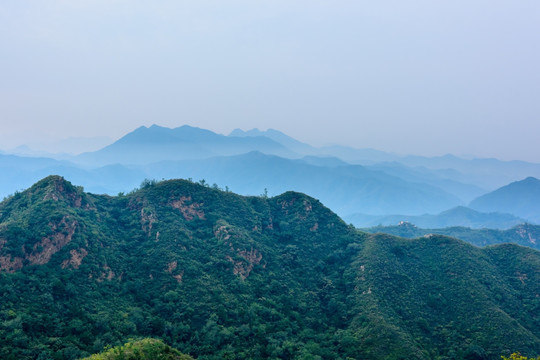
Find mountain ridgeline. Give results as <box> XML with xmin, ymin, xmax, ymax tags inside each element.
<box><xmin>470</xmin><ymin>177</ymin><xmax>540</xmax><ymax>223</ymax></box>
<box><xmin>2</xmin><ymin>124</ymin><xmax>540</xmax><ymax>227</ymax></box>
<box><xmin>76</xmin><ymin>125</ymin><xmax>297</xmax><ymax>165</ymax></box>
<box><xmin>346</xmin><ymin>206</ymin><xmax>527</xmax><ymax>230</ymax></box>
<box><xmin>364</xmin><ymin>221</ymin><xmax>540</xmax><ymax>251</ymax></box>
<box><xmin>1</xmin><ymin>176</ymin><xmax>539</xmax><ymax>359</ymax></box>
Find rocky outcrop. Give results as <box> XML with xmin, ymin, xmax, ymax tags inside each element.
<box><xmin>170</xmin><ymin>196</ymin><xmax>205</xmax><ymax>221</ymax></box>
<box><xmin>27</xmin><ymin>217</ymin><xmax>77</xmax><ymax>265</ymax></box>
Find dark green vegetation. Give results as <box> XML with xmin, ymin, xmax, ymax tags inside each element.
<box><xmin>364</xmin><ymin>221</ymin><xmax>540</xmax><ymax>251</ymax></box>
<box><xmin>81</xmin><ymin>338</ymin><xmax>193</xmax><ymax>360</ymax></box>
<box><xmin>1</xmin><ymin>176</ymin><xmax>540</xmax><ymax>359</ymax></box>
<box><xmin>501</xmin><ymin>353</ymin><xmax>540</xmax><ymax>360</ymax></box>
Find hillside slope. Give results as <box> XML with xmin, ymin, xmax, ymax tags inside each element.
<box><xmin>0</xmin><ymin>176</ymin><xmax>539</xmax><ymax>359</ymax></box>
<box><xmin>81</xmin><ymin>338</ymin><xmax>194</xmax><ymax>360</ymax></box>
<box><xmin>470</xmin><ymin>177</ymin><xmax>540</xmax><ymax>223</ymax></box>
<box><xmin>364</xmin><ymin>222</ymin><xmax>540</xmax><ymax>251</ymax></box>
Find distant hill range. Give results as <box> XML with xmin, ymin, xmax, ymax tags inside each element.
<box><xmin>469</xmin><ymin>177</ymin><xmax>540</xmax><ymax>223</ymax></box>
<box><xmin>345</xmin><ymin>206</ymin><xmax>527</xmax><ymax>230</ymax></box>
<box><xmin>76</xmin><ymin>125</ymin><xmax>297</xmax><ymax>165</ymax></box>
<box><xmin>1</xmin><ymin>176</ymin><xmax>540</xmax><ymax>359</ymax></box>
<box><xmin>141</xmin><ymin>151</ymin><xmax>464</xmax><ymax>216</ymax></box>
<box><xmin>364</xmin><ymin>221</ymin><xmax>540</xmax><ymax>251</ymax></box>
<box><xmin>2</xmin><ymin>124</ymin><xmax>540</xmax><ymax>228</ymax></box>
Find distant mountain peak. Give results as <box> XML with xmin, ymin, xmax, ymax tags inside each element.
<box><xmin>482</xmin><ymin>176</ymin><xmax>540</xmax><ymax>192</ymax></box>
<box><xmin>75</xmin><ymin>124</ymin><xmax>296</xmax><ymax>166</ymax></box>
<box><xmin>469</xmin><ymin>176</ymin><xmax>540</xmax><ymax>223</ymax></box>
<box><xmin>522</xmin><ymin>176</ymin><xmax>540</xmax><ymax>183</ymax></box>
<box><xmin>229</xmin><ymin>128</ymin><xmax>284</xmax><ymax>137</ymax></box>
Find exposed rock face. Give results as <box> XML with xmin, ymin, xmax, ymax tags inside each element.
<box><xmin>0</xmin><ymin>238</ymin><xmax>23</xmax><ymax>272</ymax></box>
<box><xmin>62</xmin><ymin>248</ymin><xmax>88</xmax><ymax>269</ymax></box>
<box><xmin>0</xmin><ymin>217</ymin><xmax>78</xmax><ymax>272</ymax></box>
<box><xmin>97</xmin><ymin>264</ymin><xmax>115</xmax><ymax>282</ymax></box>
<box><xmin>227</xmin><ymin>247</ymin><xmax>263</xmax><ymax>280</ymax></box>
<box><xmin>27</xmin><ymin>217</ymin><xmax>78</xmax><ymax>265</ymax></box>
<box><xmin>278</xmin><ymin>198</ymin><xmax>295</xmax><ymax>215</ymax></box>
<box><xmin>170</xmin><ymin>196</ymin><xmax>205</xmax><ymax>221</ymax></box>
<box><xmin>141</xmin><ymin>207</ymin><xmax>158</xmax><ymax>235</ymax></box>
<box><xmin>515</xmin><ymin>224</ymin><xmax>538</xmax><ymax>245</ymax></box>
<box><xmin>166</xmin><ymin>260</ymin><xmax>178</xmax><ymax>273</ymax></box>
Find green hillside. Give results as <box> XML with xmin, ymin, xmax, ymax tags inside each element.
<box><xmin>1</xmin><ymin>176</ymin><xmax>539</xmax><ymax>359</ymax></box>
<box><xmin>364</xmin><ymin>222</ymin><xmax>540</xmax><ymax>251</ymax></box>
<box><xmin>81</xmin><ymin>338</ymin><xmax>194</xmax><ymax>360</ymax></box>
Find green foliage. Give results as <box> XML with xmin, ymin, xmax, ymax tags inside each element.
<box><xmin>80</xmin><ymin>338</ymin><xmax>193</xmax><ymax>360</ymax></box>
<box><xmin>0</xmin><ymin>176</ymin><xmax>540</xmax><ymax>359</ymax></box>
<box><xmin>364</xmin><ymin>222</ymin><xmax>540</xmax><ymax>251</ymax></box>
<box><xmin>140</xmin><ymin>179</ymin><xmax>159</xmax><ymax>189</ymax></box>
<box><xmin>501</xmin><ymin>353</ymin><xmax>540</xmax><ymax>360</ymax></box>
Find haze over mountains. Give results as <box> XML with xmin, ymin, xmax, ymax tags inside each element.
<box><xmin>2</xmin><ymin>124</ymin><xmax>540</xmax><ymax>228</ymax></box>
<box><xmin>345</xmin><ymin>206</ymin><xmax>527</xmax><ymax>230</ymax></box>
<box><xmin>470</xmin><ymin>177</ymin><xmax>540</xmax><ymax>224</ymax></box>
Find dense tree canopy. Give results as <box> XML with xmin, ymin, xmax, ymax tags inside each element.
<box><xmin>0</xmin><ymin>176</ymin><xmax>539</xmax><ymax>359</ymax></box>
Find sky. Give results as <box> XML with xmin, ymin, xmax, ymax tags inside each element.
<box><xmin>1</xmin><ymin>1</ymin><xmax>539</xmax><ymax>161</ymax></box>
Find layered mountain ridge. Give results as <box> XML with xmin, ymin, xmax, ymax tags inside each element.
<box><xmin>76</xmin><ymin>125</ymin><xmax>297</xmax><ymax>166</ymax></box>
<box><xmin>364</xmin><ymin>221</ymin><xmax>540</xmax><ymax>251</ymax></box>
<box><xmin>470</xmin><ymin>177</ymin><xmax>540</xmax><ymax>223</ymax></box>
<box><xmin>2</xmin><ymin>124</ymin><xmax>540</xmax><ymax>227</ymax></box>
<box><xmin>346</xmin><ymin>206</ymin><xmax>527</xmax><ymax>229</ymax></box>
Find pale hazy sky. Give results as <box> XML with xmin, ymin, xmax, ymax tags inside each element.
<box><xmin>1</xmin><ymin>1</ymin><xmax>539</xmax><ymax>161</ymax></box>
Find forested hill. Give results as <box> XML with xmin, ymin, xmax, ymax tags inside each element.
<box><xmin>364</xmin><ymin>222</ymin><xmax>540</xmax><ymax>251</ymax></box>
<box><xmin>1</xmin><ymin>176</ymin><xmax>540</xmax><ymax>359</ymax></box>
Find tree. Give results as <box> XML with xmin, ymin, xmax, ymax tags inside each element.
<box><xmin>501</xmin><ymin>353</ymin><xmax>540</xmax><ymax>360</ymax></box>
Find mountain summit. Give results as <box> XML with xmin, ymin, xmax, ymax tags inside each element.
<box><xmin>76</xmin><ymin>125</ymin><xmax>296</xmax><ymax>165</ymax></box>
<box><xmin>469</xmin><ymin>177</ymin><xmax>540</xmax><ymax>223</ymax></box>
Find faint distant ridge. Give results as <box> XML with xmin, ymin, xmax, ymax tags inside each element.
<box><xmin>229</xmin><ymin>127</ymin><xmax>399</xmax><ymax>164</ymax></box>
<box><xmin>399</xmin><ymin>154</ymin><xmax>540</xmax><ymax>189</ymax></box>
<box><xmin>230</xmin><ymin>128</ymin><xmax>314</xmax><ymax>154</ymax></box>
<box><xmin>4</xmin><ymin>136</ymin><xmax>113</xmax><ymax>159</ymax></box>
<box><xmin>363</xmin><ymin>222</ymin><xmax>540</xmax><ymax>251</ymax></box>
<box><xmin>76</xmin><ymin>124</ymin><xmax>296</xmax><ymax>166</ymax></box>
<box><xmin>469</xmin><ymin>177</ymin><xmax>540</xmax><ymax>223</ymax></box>
<box><xmin>344</xmin><ymin>205</ymin><xmax>527</xmax><ymax>229</ymax></box>
<box><xmin>141</xmin><ymin>151</ymin><xmax>462</xmax><ymax>216</ymax></box>
<box><xmin>5</xmin><ymin>124</ymin><xmax>540</xmax><ymax>227</ymax></box>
